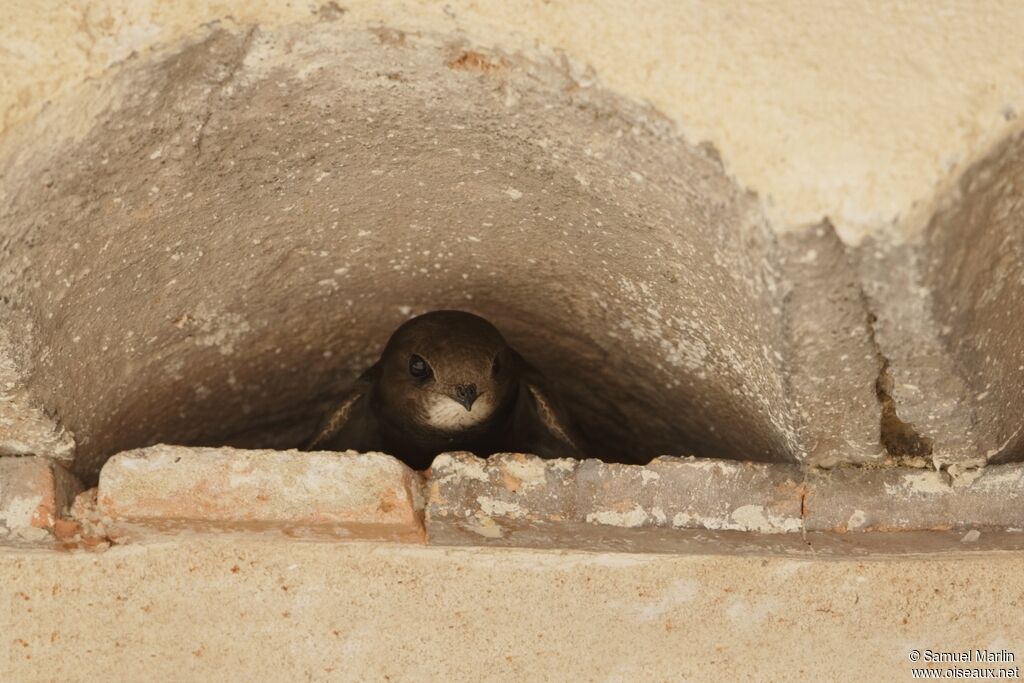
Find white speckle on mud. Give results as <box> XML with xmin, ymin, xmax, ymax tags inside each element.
<box><xmin>14</xmin><ymin>526</ymin><xmax>49</xmax><ymax>542</ymax></box>
<box><xmin>466</xmin><ymin>514</ymin><xmax>503</xmax><ymax>538</ymax></box>
<box><xmin>476</xmin><ymin>496</ymin><xmax>524</xmax><ymax>518</ymax></box>
<box><xmin>1</xmin><ymin>494</ymin><xmax>42</xmax><ymax>528</ymax></box>
<box><xmin>503</xmin><ymin>187</ymin><xmax>523</xmax><ymax>199</ymax></box>
<box><xmin>797</xmin><ymin>249</ymin><xmax>818</xmax><ymax>264</ymax></box>
<box><xmin>190</xmin><ymin>309</ymin><xmax>252</xmax><ymax>356</ymax></box>
<box><xmin>672</xmin><ymin>506</ymin><xmax>800</xmax><ymax>534</ymax></box>
<box><xmin>616</xmin><ymin>300</ymin><xmax>709</xmax><ymax>371</ymax></box>
<box><xmin>949</xmin><ymin>466</ymin><xmax>984</xmax><ymax>488</ymax></box>
<box><xmin>846</xmin><ymin>509</ymin><xmax>867</xmax><ymax>530</ymax></box>
<box><xmin>884</xmin><ymin>471</ymin><xmax>950</xmax><ymax>496</ymax></box>
<box><xmin>587</xmin><ymin>504</ymin><xmax>649</xmax><ymax>528</ymax></box>
<box><xmin>500</xmin><ymin>458</ymin><xmax>548</xmax><ymax>489</ymax></box>
<box><xmin>677</xmin><ymin>458</ymin><xmax>740</xmax><ymax>474</ymax></box>
<box><xmin>973</xmin><ymin>467</ymin><xmax>1024</xmax><ymax>492</ymax></box>
<box><xmin>730</xmin><ymin>505</ymin><xmax>802</xmax><ymax>533</ymax></box>
<box><xmin>640</xmin><ymin>470</ymin><xmax>660</xmax><ymax>485</ymax></box>
<box><xmin>547</xmin><ymin>459</ymin><xmax>576</xmax><ymax>473</ymax></box>
<box><xmin>671</xmin><ymin>511</ymin><xmax>700</xmax><ymax>528</ymax></box>
<box><xmin>398</xmin><ymin>305</ymin><xmax>412</xmax><ymax>316</ymax></box>
<box><xmin>434</xmin><ymin>454</ymin><xmax>489</xmax><ymax>482</ymax></box>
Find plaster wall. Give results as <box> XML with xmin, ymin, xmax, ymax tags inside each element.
<box><xmin>0</xmin><ymin>23</ymin><xmax>798</xmax><ymax>476</ymax></box>
<box><xmin>5</xmin><ymin>539</ymin><xmax>1024</xmax><ymax>682</ymax></box>
<box><xmin>3</xmin><ymin>3</ymin><xmax>1024</xmax><ymax>680</ymax></box>
<box><xmin>3</xmin><ymin>1</ymin><xmax>1024</xmax><ymax>242</ymax></box>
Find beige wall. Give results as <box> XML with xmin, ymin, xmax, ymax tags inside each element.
<box><xmin>4</xmin><ymin>538</ymin><xmax>1024</xmax><ymax>682</ymax></box>
<box><xmin>3</xmin><ymin>4</ymin><xmax>1024</xmax><ymax>680</ymax></box>
<box><xmin>3</xmin><ymin>1</ymin><xmax>1024</xmax><ymax>242</ymax></box>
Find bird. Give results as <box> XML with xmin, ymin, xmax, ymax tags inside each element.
<box><xmin>305</xmin><ymin>310</ymin><xmax>582</xmax><ymax>469</ymax></box>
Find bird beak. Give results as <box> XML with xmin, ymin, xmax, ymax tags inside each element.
<box><xmin>451</xmin><ymin>383</ymin><xmax>478</xmax><ymax>411</ymax></box>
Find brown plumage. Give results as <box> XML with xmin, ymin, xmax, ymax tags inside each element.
<box><xmin>305</xmin><ymin>310</ymin><xmax>582</xmax><ymax>469</ymax></box>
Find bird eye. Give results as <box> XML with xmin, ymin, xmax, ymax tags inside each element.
<box><xmin>491</xmin><ymin>354</ymin><xmax>501</xmax><ymax>377</ymax></box>
<box><xmin>409</xmin><ymin>354</ymin><xmax>431</xmax><ymax>379</ymax></box>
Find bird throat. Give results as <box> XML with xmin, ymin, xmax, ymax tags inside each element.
<box><xmin>424</xmin><ymin>394</ymin><xmax>495</xmax><ymax>431</ymax></box>
<box><xmin>376</xmin><ymin>386</ymin><xmax>518</xmax><ymax>468</ymax></box>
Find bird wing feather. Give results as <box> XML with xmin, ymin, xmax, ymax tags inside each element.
<box><xmin>516</xmin><ymin>356</ymin><xmax>583</xmax><ymax>458</ymax></box>
<box><xmin>305</xmin><ymin>366</ymin><xmax>377</xmax><ymax>450</ymax></box>
<box><xmin>524</xmin><ymin>382</ymin><xmax>579</xmax><ymax>451</ymax></box>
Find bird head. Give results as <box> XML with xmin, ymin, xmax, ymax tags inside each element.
<box><xmin>377</xmin><ymin>310</ymin><xmax>518</xmax><ymax>431</ymax></box>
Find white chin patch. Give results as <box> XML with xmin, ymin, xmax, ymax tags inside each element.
<box><xmin>425</xmin><ymin>395</ymin><xmax>494</xmax><ymax>430</ymax></box>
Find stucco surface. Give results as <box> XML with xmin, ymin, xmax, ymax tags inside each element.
<box><xmin>3</xmin><ymin>539</ymin><xmax>1024</xmax><ymax>682</ymax></box>
<box><xmin>1</xmin><ymin>4</ymin><xmax>1023</xmax><ymax>681</ymax></box>
<box><xmin>3</xmin><ymin>14</ymin><xmax>1024</xmax><ymax>476</ymax></box>
<box><xmin>0</xmin><ymin>23</ymin><xmax>799</xmax><ymax>478</ymax></box>
<box><xmin>3</xmin><ymin>1</ymin><xmax>1024</xmax><ymax>242</ymax></box>
<box><xmin>919</xmin><ymin>129</ymin><xmax>1024</xmax><ymax>465</ymax></box>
